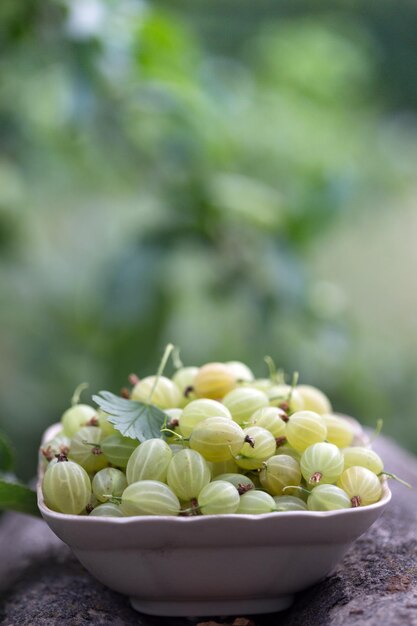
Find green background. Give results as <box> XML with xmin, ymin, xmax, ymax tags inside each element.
<box><xmin>1</xmin><ymin>0</ymin><xmax>417</xmax><ymax>478</ymax></box>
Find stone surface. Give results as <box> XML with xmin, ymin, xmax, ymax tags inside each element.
<box><xmin>1</xmin><ymin>436</ymin><xmax>417</xmax><ymax>626</ymax></box>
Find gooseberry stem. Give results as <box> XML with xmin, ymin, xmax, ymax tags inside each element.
<box><xmin>286</xmin><ymin>371</ymin><xmax>299</xmax><ymax>405</ymax></box>
<box><xmin>71</xmin><ymin>382</ymin><xmax>89</xmax><ymax>407</ymax></box>
<box><xmin>81</xmin><ymin>441</ymin><xmax>103</xmax><ymax>455</ymax></box>
<box><xmin>147</xmin><ymin>344</ymin><xmax>175</xmax><ymax>403</ymax></box>
<box><xmin>379</xmin><ymin>472</ymin><xmax>412</xmax><ymax>489</ymax></box>
<box><xmin>82</xmin><ymin>441</ymin><xmax>102</xmax><ymax>449</ymax></box>
<box><xmin>264</xmin><ymin>356</ymin><xmax>277</xmax><ymax>382</ymax></box>
<box><xmin>103</xmin><ymin>495</ymin><xmax>122</xmax><ymax>503</ymax></box>
<box><xmin>283</xmin><ymin>485</ymin><xmax>310</xmax><ymax>497</ymax></box>
<box><xmin>172</xmin><ymin>346</ymin><xmax>183</xmax><ymax>370</ymax></box>
<box><xmin>160</xmin><ymin>427</ymin><xmax>182</xmax><ymax>441</ymax></box>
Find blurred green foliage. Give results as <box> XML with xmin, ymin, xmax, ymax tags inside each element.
<box><xmin>0</xmin><ymin>0</ymin><xmax>417</xmax><ymax>477</ymax></box>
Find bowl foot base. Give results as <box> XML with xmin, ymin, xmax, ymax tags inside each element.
<box><xmin>130</xmin><ymin>595</ymin><xmax>295</xmax><ymax>617</ymax></box>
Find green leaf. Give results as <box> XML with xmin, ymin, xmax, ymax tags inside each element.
<box><xmin>0</xmin><ymin>480</ymin><xmax>40</xmax><ymax>516</ymax></box>
<box><xmin>93</xmin><ymin>391</ymin><xmax>167</xmax><ymax>441</ymax></box>
<box><xmin>0</xmin><ymin>432</ymin><xmax>14</xmax><ymax>472</ymax></box>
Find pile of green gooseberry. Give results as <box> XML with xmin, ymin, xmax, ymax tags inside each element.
<box><xmin>40</xmin><ymin>358</ymin><xmax>393</xmax><ymax>518</ymax></box>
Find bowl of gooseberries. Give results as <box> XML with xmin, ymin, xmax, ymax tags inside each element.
<box><xmin>38</xmin><ymin>350</ymin><xmax>393</xmax><ymax>617</ymax></box>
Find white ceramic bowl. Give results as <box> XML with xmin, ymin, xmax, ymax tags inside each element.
<box><xmin>37</xmin><ymin>423</ymin><xmax>391</xmax><ymax>617</ymax></box>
